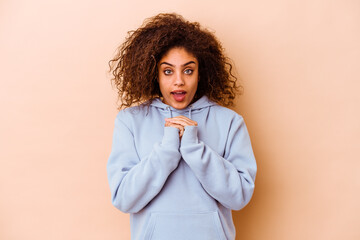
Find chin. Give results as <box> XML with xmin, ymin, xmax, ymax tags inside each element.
<box><xmin>171</xmin><ymin>102</ymin><xmax>189</xmax><ymax>110</ymax></box>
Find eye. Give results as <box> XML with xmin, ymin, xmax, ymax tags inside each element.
<box><xmin>184</xmin><ymin>69</ymin><xmax>193</xmax><ymax>75</ymax></box>
<box><xmin>164</xmin><ymin>69</ymin><xmax>173</xmax><ymax>75</ymax></box>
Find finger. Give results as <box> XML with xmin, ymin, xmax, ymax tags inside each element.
<box><xmin>165</xmin><ymin>117</ymin><xmax>197</xmax><ymax>126</ymax></box>
<box><xmin>165</xmin><ymin>122</ymin><xmax>181</xmax><ymax>129</ymax></box>
<box><xmin>165</xmin><ymin>121</ymin><xmax>173</xmax><ymax>127</ymax></box>
<box><xmin>179</xmin><ymin>127</ymin><xmax>184</xmax><ymax>137</ymax></box>
<box><xmin>165</xmin><ymin>116</ymin><xmax>197</xmax><ymax>125</ymax></box>
<box><xmin>165</xmin><ymin>122</ymin><xmax>185</xmax><ymax>133</ymax></box>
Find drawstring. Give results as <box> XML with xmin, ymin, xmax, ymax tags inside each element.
<box><xmin>166</xmin><ymin>105</ymin><xmax>193</xmax><ymax>119</ymax></box>
<box><xmin>166</xmin><ymin>106</ymin><xmax>173</xmax><ymax>118</ymax></box>
<box><xmin>188</xmin><ymin>105</ymin><xmax>193</xmax><ymax>119</ymax></box>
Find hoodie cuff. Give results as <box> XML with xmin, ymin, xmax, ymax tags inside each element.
<box><xmin>161</xmin><ymin>127</ymin><xmax>180</xmax><ymax>148</ymax></box>
<box><xmin>181</xmin><ymin>126</ymin><xmax>199</xmax><ymax>145</ymax></box>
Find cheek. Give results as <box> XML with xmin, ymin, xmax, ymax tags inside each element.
<box><xmin>158</xmin><ymin>79</ymin><xmax>168</xmax><ymax>95</ymax></box>
<box><xmin>192</xmin><ymin>76</ymin><xmax>199</xmax><ymax>91</ymax></box>
<box><xmin>157</xmin><ymin>77</ymin><xmax>164</xmax><ymax>89</ymax></box>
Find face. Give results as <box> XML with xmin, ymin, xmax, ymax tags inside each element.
<box><xmin>157</xmin><ymin>47</ymin><xmax>199</xmax><ymax>110</ymax></box>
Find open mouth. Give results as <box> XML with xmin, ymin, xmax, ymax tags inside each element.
<box><xmin>171</xmin><ymin>91</ymin><xmax>187</xmax><ymax>102</ymax></box>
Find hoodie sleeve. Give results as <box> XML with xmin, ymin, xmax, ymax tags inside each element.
<box><xmin>107</xmin><ymin>112</ymin><xmax>182</xmax><ymax>213</ymax></box>
<box><xmin>179</xmin><ymin>116</ymin><xmax>257</xmax><ymax>210</ymax></box>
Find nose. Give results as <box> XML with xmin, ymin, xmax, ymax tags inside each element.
<box><xmin>174</xmin><ymin>72</ymin><xmax>184</xmax><ymax>86</ymax></box>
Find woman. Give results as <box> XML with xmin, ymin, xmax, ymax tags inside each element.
<box><xmin>107</xmin><ymin>13</ymin><xmax>257</xmax><ymax>240</ymax></box>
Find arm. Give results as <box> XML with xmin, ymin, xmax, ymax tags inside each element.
<box><xmin>179</xmin><ymin>117</ymin><xmax>257</xmax><ymax>210</ymax></box>
<box><xmin>107</xmin><ymin>113</ymin><xmax>181</xmax><ymax>213</ymax></box>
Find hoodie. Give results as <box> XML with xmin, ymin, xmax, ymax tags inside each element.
<box><xmin>107</xmin><ymin>96</ymin><xmax>257</xmax><ymax>240</ymax></box>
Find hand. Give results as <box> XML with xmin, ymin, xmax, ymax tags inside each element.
<box><xmin>165</xmin><ymin>116</ymin><xmax>197</xmax><ymax>138</ymax></box>
<box><xmin>165</xmin><ymin>121</ymin><xmax>184</xmax><ymax>138</ymax></box>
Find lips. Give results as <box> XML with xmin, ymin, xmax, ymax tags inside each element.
<box><xmin>171</xmin><ymin>90</ymin><xmax>187</xmax><ymax>102</ymax></box>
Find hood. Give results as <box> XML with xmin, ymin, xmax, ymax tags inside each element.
<box><xmin>149</xmin><ymin>95</ymin><xmax>216</xmax><ymax>119</ymax></box>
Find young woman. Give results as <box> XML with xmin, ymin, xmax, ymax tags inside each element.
<box><xmin>107</xmin><ymin>13</ymin><xmax>257</xmax><ymax>240</ymax></box>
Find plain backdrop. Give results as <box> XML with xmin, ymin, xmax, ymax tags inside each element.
<box><xmin>1</xmin><ymin>0</ymin><xmax>359</xmax><ymax>239</ymax></box>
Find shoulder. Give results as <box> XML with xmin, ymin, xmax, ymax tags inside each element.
<box><xmin>115</xmin><ymin>103</ymin><xmax>151</xmax><ymax>125</ymax></box>
<box><xmin>210</xmin><ymin>104</ymin><xmax>244</xmax><ymax>122</ymax></box>
<box><xmin>117</xmin><ymin>103</ymin><xmax>150</xmax><ymax>117</ymax></box>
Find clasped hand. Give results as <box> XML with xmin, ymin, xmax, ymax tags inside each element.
<box><xmin>165</xmin><ymin>116</ymin><xmax>197</xmax><ymax>138</ymax></box>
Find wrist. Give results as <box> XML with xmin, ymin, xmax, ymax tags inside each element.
<box><xmin>162</xmin><ymin>127</ymin><xmax>180</xmax><ymax>148</ymax></box>
<box><xmin>181</xmin><ymin>125</ymin><xmax>198</xmax><ymax>145</ymax></box>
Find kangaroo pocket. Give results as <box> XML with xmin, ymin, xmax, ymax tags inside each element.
<box><xmin>142</xmin><ymin>211</ymin><xmax>227</xmax><ymax>240</ymax></box>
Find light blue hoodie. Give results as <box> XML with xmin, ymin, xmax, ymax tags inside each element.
<box><xmin>107</xmin><ymin>96</ymin><xmax>257</xmax><ymax>240</ymax></box>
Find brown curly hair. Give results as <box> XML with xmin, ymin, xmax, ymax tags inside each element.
<box><xmin>109</xmin><ymin>13</ymin><xmax>240</xmax><ymax>109</ymax></box>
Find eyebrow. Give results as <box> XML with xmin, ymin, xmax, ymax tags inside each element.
<box><xmin>159</xmin><ymin>61</ymin><xmax>196</xmax><ymax>67</ymax></box>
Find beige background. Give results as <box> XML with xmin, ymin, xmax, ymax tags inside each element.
<box><xmin>1</xmin><ymin>0</ymin><xmax>359</xmax><ymax>239</ymax></box>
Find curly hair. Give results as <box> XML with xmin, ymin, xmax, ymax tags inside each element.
<box><xmin>109</xmin><ymin>13</ymin><xmax>241</xmax><ymax>109</ymax></box>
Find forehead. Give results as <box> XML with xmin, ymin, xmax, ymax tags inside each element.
<box><xmin>159</xmin><ymin>47</ymin><xmax>197</xmax><ymax>63</ymax></box>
